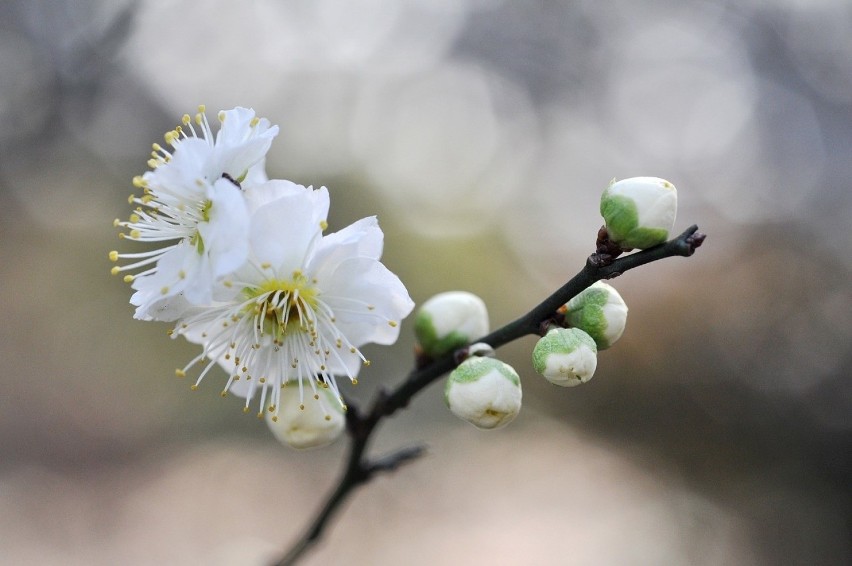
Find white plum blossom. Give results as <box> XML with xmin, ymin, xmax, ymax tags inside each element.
<box><xmin>110</xmin><ymin>106</ymin><xmax>279</xmax><ymax>320</ymax></box>
<box><xmin>171</xmin><ymin>184</ymin><xmax>415</xmax><ymax>418</ymax></box>
<box><xmin>265</xmin><ymin>383</ymin><xmax>346</xmax><ymax>449</ymax></box>
<box><xmin>414</xmin><ymin>291</ymin><xmax>489</xmax><ymax>358</ymax></box>
<box><xmin>444</xmin><ymin>356</ymin><xmax>522</xmax><ymax>430</ymax></box>
<box><xmin>532</xmin><ymin>327</ymin><xmax>598</xmax><ymax>387</ymax></box>
<box><xmin>600</xmin><ymin>176</ymin><xmax>677</xmax><ymax>250</ymax></box>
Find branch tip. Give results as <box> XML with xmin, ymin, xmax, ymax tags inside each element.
<box><xmin>367</xmin><ymin>445</ymin><xmax>427</xmax><ymax>475</ymax></box>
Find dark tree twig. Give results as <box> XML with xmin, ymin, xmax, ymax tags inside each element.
<box><xmin>273</xmin><ymin>225</ymin><xmax>705</xmax><ymax>565</ymax></box>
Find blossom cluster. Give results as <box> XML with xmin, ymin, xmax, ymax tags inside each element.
<box><xmin>111</xmin><ymin>106</ymin><xmax>414</xmax><ymax>447</ymax></box>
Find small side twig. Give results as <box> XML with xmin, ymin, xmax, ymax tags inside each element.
<box><xmin>273</xmin><ymin>225</ymin><xmax>705</xmax><ymax>565</ymax></box>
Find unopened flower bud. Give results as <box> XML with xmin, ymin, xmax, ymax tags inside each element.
<box><xmin>600</xmin><ymin>177</ymin><xmax>677</xmax><ymax>250</ymax></box>
<box><xmin>532</xmin><ymin>328</ymin><xmax>598</xmax><ymax>387</ymax></box>
<box><xmin>560</xmin><ymin>281</ymin><xmax>628</xmax><ymax>350</ymax></box>
<box><xmin>445</xmin><ymin>356</ymin><xmax>521</xmax><ymax>430</ymax></box>
<box><xmin>265</xmin><ymin>384</ymin><xmax>345</xmax><ymax>449</ymax></box>
<box><xmin>415</xmin><ymin>291</ymin><xmax>489</xmax><ymax>358</ymax></box>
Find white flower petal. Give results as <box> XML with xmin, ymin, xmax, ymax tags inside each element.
<box><xmin>200</xmin><ymin>178</ymin><xmax>250</xmax><ymax>277</ymax></box>
<box><xmin>307</xmin><ymin>216</ymin><xmax>384</xmax><ymax>282</ymax></box>
<box><xmin>321</xmin><ymin>256</ymin><xmax>415</xmax><ymax>346</ymax></box>
<box><xmin>249</xmin><ymin>188</ymin><xmax>328</xmax><ymax>272</ymax></box>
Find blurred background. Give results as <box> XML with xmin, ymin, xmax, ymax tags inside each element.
<box><xmin>1</xmin><ymin>0</ymin><xmax>850</xmax><ymax>564</ymax></box>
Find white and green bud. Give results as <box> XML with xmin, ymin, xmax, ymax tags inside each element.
<box><xmin>532</xmin><ymin>327</ymin><xmax>598</xmax><ymax>387</ymax></box>
<box><xmin>265</xmin><ymin>384</ymin><xmax>345</xmax><ymax>450</ymax></box>
<box><xmin>415</xmin><ymin>291</ymin><xmax>489</xmax><ymax>358</ymax></box>
<box><xmin>560</xmin><ymin>281</ymin><xmax>628</xmax><ymax>350</ymax></box>
<box><xmin>600</xmin><ymin>177</ymin><xmax>677</xmax><ymax>250</ymax></box>
<box><xmin>444</xmin><ymin>356</ymin><xmax>521</xmax><ymax>430</ymax></box>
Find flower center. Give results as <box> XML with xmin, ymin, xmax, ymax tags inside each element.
<box><xmin>243</xmin><ymin>271</ymin><xmax>320</xmax><ymax>337</ymax></box>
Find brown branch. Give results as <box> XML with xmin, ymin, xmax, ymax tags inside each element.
<box><xmin>272</xmin><ymin>225</ymin><xmax>705</xmax><ymax>565</ymax></box>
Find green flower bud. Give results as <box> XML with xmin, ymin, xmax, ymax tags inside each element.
<box><xmin>532</xmin><ymin>328</ymin><xmax>598</xmax><ymax>387</ymax></box>
<box><xmin>600</xmin><ymin>177</ymin><xmax>677</xmax><ymax>250</ymax></box>
<box><xmin>560</xmin><ymin>281</ymin><xmax>628</xmax><ymax>350</ymax></box>
<box><xmin>265</xmin><ymin>383</ymin><xmax>345</xmax><ymax>449</ymax></box>
<box><xmin>415</xmin><ymin>291</ymin><xmax>489</xmax><ymax>358</ymax></box>
<box><xmin>444</xmin><ymin>356</ymin><xmax>522</xmax><ymax>430</ymax></box>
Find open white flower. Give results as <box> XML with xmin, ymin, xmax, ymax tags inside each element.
<box><xmin>110</xmin><ymin>106</ymin><xmax>279</xmax><ymax>320</ymax></box>
<box><xmin>172</xmin><ymin>184</ymin><xmax>415</xmax><ymax>417</ymax></box>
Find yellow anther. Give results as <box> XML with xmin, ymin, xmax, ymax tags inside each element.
<box><xmin>363</xmin><ymin>360</ymin><xmax>371</xmax><ymax>367</ymax></box>
<box><xmin>320</xmin><ymin>220</ymin><xmax>328</xmax><ymax>231</ymax></box>
<box><xmin>351</xmin><ymin>378</ymin><xmax>358</xmax><ymax>385</ymax></box>
<box><xmin>198</xmin><ymin>104</ymin><xmax>206</xmax><ymax>113</ymax></box>
<box><xmin>152</xmin><ymin>143</ymin><xmax>162</xmax><ymax>152</ymax></box>
<box><xmin>175</xmin><ymin>369</ymin><xmax>186</xmax><ymax>377</ymax></box>
<box><xmin>132</xmin><ymin>176</ymin><xmax>146</xmax><ymax>188</ymax></box>
<box><xmin>220</xmin><ymin>391</ymin><xmax>228</xmax><ymax>397</ymax></box>
<box><xmin>299</xmin><ymin>404</ymin><xmax>305</xmax><ymax>410</ymax></box>
<box><xmin>256</xmin><ymin>412</ymin><xmax>263</xmax><ymax>419</ymax></box>
<box><xmin>110</xmin><ymin>266</ymin><xmax>120</xmax><ymax>275</ymax></box>
<box><xmin>324</xmin><ymin>415</ymin><xmax>331</xmax><ymax>421</ymax></box>
<box><xmin>178</xmin><ymin>270</ymin><xmax>186</xmax><ymax>279</ymax></box>
<box><xmin>271</xmin><ymin>416</ymin><xmax>278</xmax><ymax>422</ymax></box>
<box><xmin>218</xmin><ymin>111</ymin><xmax>225</xmax><ymax>122</ymax></box>
<box><xmin>261</xmin><ymin>262</ymin><xmax>271</xmax><ymax>269</ymax></box>
<box><xmin>388</xmin><ymin>321</ymin><xmax>398</xmax><ymax>328</ymax></box>
<box><xmin>109</xmin><ymin>251</ymin><xmax>119</xmax><ymax>261</ymax></box>
<box><xmin>242</xmin><ymin>406</ymin><xmax>250</xmax><ymax>414</ymax></box>
<box><xmin>160</xmin><ymin>286</ymin><xmax>169</xmax><ymax>295</ymax></box>
<box><xmin>190</xmin><ymin>384</ymin><xmax>198</xmax><ymax>391</ymax></box>
<box><xmin>129</xmin><ymin>214</ymin><xmax>140</xmax><ymax>223</ymax></box>
<box><xmin>182</xmin><ymin>114</ymin><xmax>191</xmax><ymax>125</ymax></box>
<box><xmin>250</xmin><ymin>116</ymin><xmax>260</xmax><ymax>127</ymax></box>
<box><xmin>147</xmin><ymin>158</ymin><xmax>158</xmax><ymax>169</ymax></box>
<box><xmin>127</xmin><ymin>194</ymin><xmax>135</xmax><ymax>204</ymax></box>
<box><xmin>113</xmin><ymin>218</ymin><xmax>121</xmax><ymax>227</ymax></box>
<box><xmin>123</xmin><ymin>275</ymin><xmax>134</xmax><ymax>283</ymax></box>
